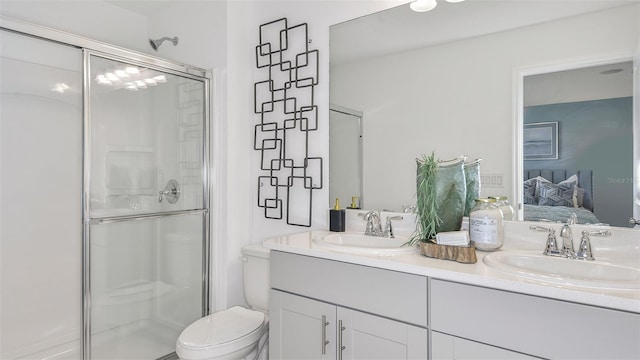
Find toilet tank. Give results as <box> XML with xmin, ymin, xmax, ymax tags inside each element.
<box><xmin>241</xmin><ymin>243</ymin><xmax>270</xmax><ymax>312</ymax></box>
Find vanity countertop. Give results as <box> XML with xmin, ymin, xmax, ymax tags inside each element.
<box><xmin>262</xmin><ymin>229</ymin><xmax>640</xmax><ymax>314</ymax></box>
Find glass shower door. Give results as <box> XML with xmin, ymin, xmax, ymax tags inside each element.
<box><xmin>86</xmin><ymin>53</ymin><xmax>208</xmax><ymax>359</ymax></box>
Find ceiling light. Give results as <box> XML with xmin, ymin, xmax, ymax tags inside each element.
<box><xmin>96</xmin><ymin>75</ymin><xmax>111</xmax><ymax>85</ymax></box>
<box><xmin>115</xmin><ymin>69</ymin><xmax>129</xmax><ymax>78</ymax></box>
<box><xmin>51</xmin><ymin>83</ymin><xmax>70</xmax><ymax>93</ymax></box>
<box><xmin>125</xmin><ymin>66</ymin><xmax>140</xmax><ymax>75</ymax></box>
<box><xmin>106</xmin><ymin>72</ymin><xmax>119</xmax><ymax>81</ymax></box>
<box><xmin>445</xmin><ymin>0</ymin><xmax>465</xmax><ymax>3</ymax></box>
<box><xmin>153</xmin><ymin>75</ymin><xmax>167</xmax><ymax>83</ymax></box>
<box><xmin>411</xmin><ymin>0</ymin><xmax>437</xmax><ymax>12</ymax></box>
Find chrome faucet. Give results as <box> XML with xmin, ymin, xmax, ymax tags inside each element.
<box><xmin>364</xmin><ymin>211</ymin><xmax>383</xmax><ymax>236</ymax></box>
<box><xmin>532</xmin><ymin>219</ymin><xmax>612</xmax><ymax>261</ymax></box>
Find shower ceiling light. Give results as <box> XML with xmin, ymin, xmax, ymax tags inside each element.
<box><xmin>106</xmin><ymin>72</ymin><xmax>119</xmax><ymax>81</ymax></box>
<box><xmin>410</xmin><ymin>0</ymin><xmax>464</xmax><ymax>12</ymax></box>
<box><xmin>95</xmin><ymin>66</ymin><xmax>167</xmax><ymax>91</ymax></box>
<box><xmin>96</xmin><ymin>75</ymin><xmax>111</xmax><ymax>85</ymax></box>
<box><xmin>410</xmin><ymin>0</ymin><xmax>437</xmax><ymax>12</ymax></box>
<box><xmin>51</xmin><ymin>83</ymin><xmax>70</xmax><ymax>94</ymax></box>
<box><xmin>125</xmin><ymin>66</ymin><xmax>140</xmax><ymax>75</ymax></box>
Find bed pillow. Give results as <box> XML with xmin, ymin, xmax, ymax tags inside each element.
<box><xmin>523</xmin><ymin>178</ymin><xmax>537</xmax><ymax>204</ymax></box>
<box><xmin>573</xmin><ymin>186</ymin><xmax>585</xmax><ymax>208</ymax></box>
<box><xmin>538</xmin><ymin>181</ymin><xmax>575</xmax><ymax>207</ymax></box>
<box><xmin>535</xmin><ymin>174</ymin><xmax>578</xmax><ymax>199</ymax></box>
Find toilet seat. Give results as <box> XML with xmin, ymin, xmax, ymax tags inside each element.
<box><xmin>176</xmin><ymin>306</ymin><xmax>267</xmax><ymax>359</ymax></box>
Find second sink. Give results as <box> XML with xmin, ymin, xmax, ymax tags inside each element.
<box><xmin>483</xmin><ymin>251</ymin><xmax>640</xmax><ymax>290</ymax></box>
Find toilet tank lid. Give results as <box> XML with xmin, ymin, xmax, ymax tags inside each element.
<box><xmin>179</xmin><ymin>306</ymin><xmax>265</xmax><ymax>348</ymax></box>
<box><xmin>241</xmin><ymin>243</ymin><xmax>270</xmax><ymax>258</ymax></box>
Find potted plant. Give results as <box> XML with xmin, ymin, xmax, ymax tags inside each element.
<box><xmin>408</xmin><ymin>152</ymin><xmax>441</xmax><ymax>246</ymax></box>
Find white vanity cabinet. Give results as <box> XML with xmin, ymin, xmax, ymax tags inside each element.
<box><xmin>430</xmin><ymin>279</ymin><xmax>640</xmax><ymax>359</ymax></box>
<box><xmin>268</xmin><ymin>248</ymin><xmax>640</xmax><ymax>359</ymax></box>
<box><xmin>269</xmin><ymin>251</ymin><xmax>429</xmax><ymax>359</ymax></box>
<box><xmin>270</xmin><ymin>290</ymin><xmax>428</xmax><ymax>359</ymax></box>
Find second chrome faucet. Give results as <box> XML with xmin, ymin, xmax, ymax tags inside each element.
<box><xmin>531</xmin><ymin>218</ymin><xmax>611</xmax><ymax>261</ymax></box>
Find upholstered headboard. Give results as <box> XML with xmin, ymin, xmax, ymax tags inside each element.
<box><xmin>524</xmin><ymin>170</ymin><xmax>594</xmax><ymax>211</ymax></box>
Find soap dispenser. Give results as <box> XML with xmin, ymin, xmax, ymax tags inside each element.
<box><xmin>348</xmin><ymin>196</ymin><xmax>360</xmax><ymax>210</ymax></box>
<box><xmin>330</xmin><ymin>198</ymin><xmax>346</xmax><ymax>232</ymax></box>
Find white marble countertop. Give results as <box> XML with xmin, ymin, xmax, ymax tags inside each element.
<box><xmin>263</xmin><ymin>227</ymin><xmax>640</xmax><ymax>314</ymax></box>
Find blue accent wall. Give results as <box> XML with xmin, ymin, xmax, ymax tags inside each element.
<box><xmin>524</xmin><ymin>97</ymin><xmax>633</xmax><ymax>227</ymax></box>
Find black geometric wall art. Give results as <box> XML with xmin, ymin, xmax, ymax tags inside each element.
<box><xmin>254</xmin><ymin>17</ymin><xmax>322</xmax><ymax>227</ymax></box>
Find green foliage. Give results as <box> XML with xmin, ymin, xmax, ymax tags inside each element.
<box><xmin>409</xmin><ymin>152</ymin><xmax>441</xmax><ymax>245</ymax></box>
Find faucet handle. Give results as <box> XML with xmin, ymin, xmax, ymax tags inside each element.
<box><xmin>530</xmin><ymin>226</ymin><xmax>561</xmax><ymax>256</ymax></box>
<box><xmin>544</xmin><ymin>229</ymin><xmax>560</xmax><ymax>256</ymax></box>
<box><xmin>575</xmin><ymin>230</ymin><xmax>605</xmax><ymax>261</ymax></box>
<box><xmin>383</xmin><ymin>216</ymin><xmax>403</xmax><ymax>238</ymax></box>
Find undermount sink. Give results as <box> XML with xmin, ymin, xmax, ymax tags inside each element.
<box><xmin>313</xmin><ymin>233</ymin><xmax>416</xmax><ymax>256</ymax></box>
<box><xmin>483</xmin><ymin>251</ymin><xmax>640</xmax><ymax>290</ymax></box>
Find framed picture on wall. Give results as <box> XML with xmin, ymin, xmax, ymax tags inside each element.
<box><xmin>524</xmin><ymin>122</ymin><xmax>558</xmax><ymax>160</ymax></box>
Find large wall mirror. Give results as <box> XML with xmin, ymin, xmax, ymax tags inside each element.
<box><xmin>329</xmin><ymin>0</ymin><xmax>639</xmax><ymax>227</ymax></box>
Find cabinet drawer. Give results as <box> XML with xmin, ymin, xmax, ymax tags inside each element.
<box><xmin>431</xmin><ymin>279</ymin><xmax>640</xmax><ymax>359</ymax></box>
<box><xmin>271</xmin><ymin>251</ymin><xmax>428</xmax><ymax>327</ymax></box>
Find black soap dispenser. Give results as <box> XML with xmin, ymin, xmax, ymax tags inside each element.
<box><xmin>330</xmin><ymin>198</ymin><xmax>346</xmax><ymax>232</ymax></box>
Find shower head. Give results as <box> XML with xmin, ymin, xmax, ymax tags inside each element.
<box><xmin>149</xmin><ymin>36</ymin><xmax>179</xmax><ymax>51</ymax></box>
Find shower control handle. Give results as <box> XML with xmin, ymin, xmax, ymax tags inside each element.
<box><xmin>159</xmin><ymin>179</ymin><xmax>180</xmax><ymax>204</ymax></box>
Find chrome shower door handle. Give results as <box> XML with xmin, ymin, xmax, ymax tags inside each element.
<box><xmin>158</xmin><ymin>179</ymin><xmax>180</xmax><ymax>204</ymax></box>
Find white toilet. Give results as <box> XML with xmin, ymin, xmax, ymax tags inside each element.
<box><xmin>176</xmin><ymin>243</ymin><xmax>270</xmax><ymax>360</ymax></box>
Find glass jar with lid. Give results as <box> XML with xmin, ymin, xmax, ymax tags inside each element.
<box><xmin>469</xmin><ymin>198</ymin><xmax>504</xmax><ymax>251</ymax></box>
<box><xmin>488</xmin><ymin>196</ymin><xmax>515</xmax><ymax>221</ymax></box>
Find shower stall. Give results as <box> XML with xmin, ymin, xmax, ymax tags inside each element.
<box><xmin>1</xmin><ymin>20</ymin><xmax>210</xmax><ymax>360</ymax></box>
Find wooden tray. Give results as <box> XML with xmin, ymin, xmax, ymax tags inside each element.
<box><xmin>419</xmin><ymin>242</ymin><xmax>477</xmax><ymax>264</ymax></box>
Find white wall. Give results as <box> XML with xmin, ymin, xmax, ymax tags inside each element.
<box><xmin>223</xmin><ymin>0</ymin><xmax>407</xmax><ymax>307</ymax></box>
<box><xmin>331</xmin><ymin>4</ymin><xmax>640</xmax><ymax>212</ymax></box>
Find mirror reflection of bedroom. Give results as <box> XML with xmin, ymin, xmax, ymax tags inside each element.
<box><xmin>522</xmin><ymin>61</ymin><xmax>633</xmax><ymax>227</ymax></box>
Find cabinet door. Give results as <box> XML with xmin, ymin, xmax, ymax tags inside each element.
<box><xmin>432</xmin><ymin>332</ymin><xmax>539</xmax><ymax>360</ymax></box>
<box><xmin>270</xmin><ymin>290</ymin><xmax>337</xmax><ymax>359</ymax></box>
<box><xmin>339</xmin><ymin>307</ymin><xmax>428</xmax><ymax>360</ymax></box>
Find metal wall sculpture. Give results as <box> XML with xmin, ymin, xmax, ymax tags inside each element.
<box><xmin>254</xmin><ymin>18</ymin><xmax>321</xmax><ymax>227</ymax></box>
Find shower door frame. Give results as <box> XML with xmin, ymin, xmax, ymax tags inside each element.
<box><xmin>0</xmin><ymin>17</ymin><xmax>212</xmax><ymax>360</ymax></box>
<box><xmin>83</xmin><ymin>50</ymin><xmax>211</xmax><ymax>359</ymax></box>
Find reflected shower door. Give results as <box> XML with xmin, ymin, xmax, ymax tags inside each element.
<box><xmin>87</xmin><ymin>54</ymin><xmax>208</xmax><ymax>359</ymax></box>
<box><xmin>1</xmin><ymin>29</ymin><xmax>83</xmax><ymax>360</ymax></box>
